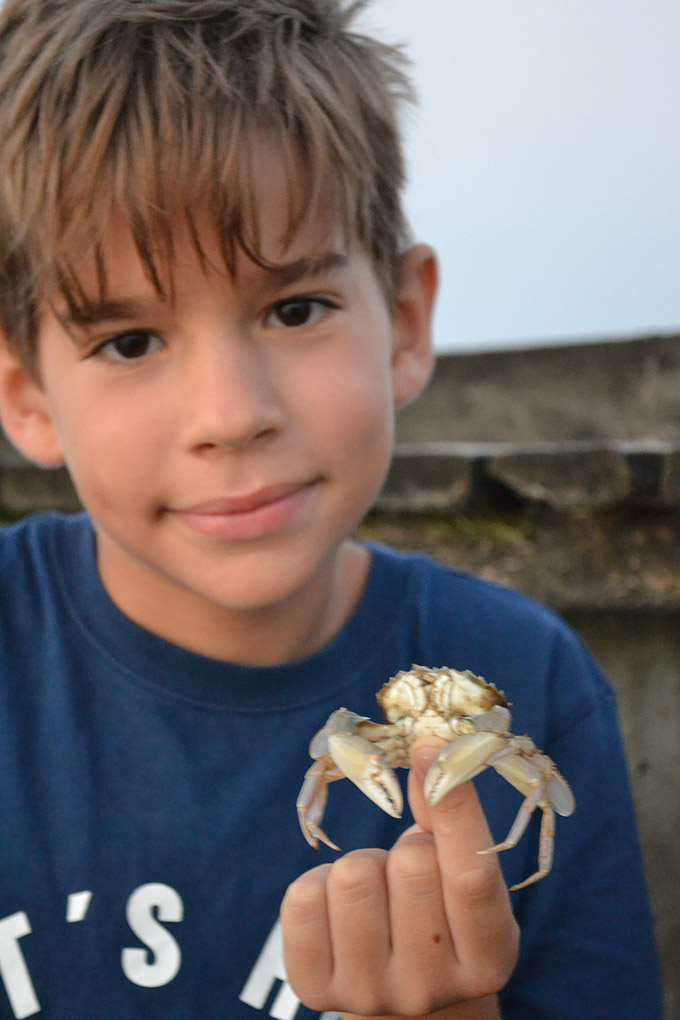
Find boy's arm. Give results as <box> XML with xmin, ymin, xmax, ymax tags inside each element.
<box><xmin>281</xmin><ymin>739</ymin><xmax>517</xmax><ymax>1018</ymax></box>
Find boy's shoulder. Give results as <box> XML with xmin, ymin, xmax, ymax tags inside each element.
<box><xmin>0</xmin><ymin>511</ymin><xmax>92</xmax><ymax>603</ymax></box>
<box><xmin>368</xmin><ymin>541</ymin><xmax>609</xmax><ymax>721</ymax></box>
<box><xmin>0</xmin><ymin>509</ymin><xmax>89</xmax><ymax>564</ymax></box>
<box><xmin>0</xmin><ymin>514</ymin><xmax>96</xmax><ymax>694</ymax></box>
<box><xmin>371</xmin><ymin>540</ymin><xmax>566</xmax><ymax>638</ymax></box>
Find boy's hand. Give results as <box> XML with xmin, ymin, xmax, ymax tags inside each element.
<box><xmin>281</xmin><ymin>737</ymin><xmax>519</xmax><ymax>1019</ymax></box>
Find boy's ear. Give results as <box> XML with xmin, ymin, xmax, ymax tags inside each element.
<box><xmin>0</xmin><ymin>336</ymin><xmax>65</xmax><ymax>467</ymax></box>
<box><xmin>390</xmin><ymin>244</ymin><xmax>438</xmax><ymax>408</ymax></box>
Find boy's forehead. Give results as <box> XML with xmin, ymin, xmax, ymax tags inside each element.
<box><xmin>57</xmin><ymin>151</ymin><xmax>352</xmax><ymax>308</ymax></box>
<box><xmin>52</xmin><ymin>204</ymin><xmax>354</xmax><ymax>321</ymax></box>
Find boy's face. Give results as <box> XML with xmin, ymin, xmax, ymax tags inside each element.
<box><xmin>0</xmin><ymin>150</ymin><xmax>436</xmax><ymax>662</ymax></box>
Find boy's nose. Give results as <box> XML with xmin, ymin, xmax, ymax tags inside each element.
<box><xmin>179</xmin><ymin>338</ymin><xmax>285</xmax><ymax>453</ymax></box>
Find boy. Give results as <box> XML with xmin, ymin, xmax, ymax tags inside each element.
<box><xmin>0</xmin><ymin>1</ymin><xmax>661</xmax><ymax>1018</ymax></box>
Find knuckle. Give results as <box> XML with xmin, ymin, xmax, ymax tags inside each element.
<box><xmin>281</xmin><ymin>864</ymin><xmax>331</xmax><ymax>923</ymax></box>
<box><xmin>495</xmin><ymin>917</ymin><xmax>521</xmax><ymax>983</ymax></box>
<box><xmin>293</xmin><ymin>986</ymin><xmax>335</xmax><ymax>1014</ymax></box>
<box><xmin>457</xmin><ymin>919</ymin><xmax>520</xmax><ymax>999</ymax></box>
<box><xmin>385</xmin><ymin>959</ymin><xmax>456</xmax><ymax>1017</ymax></box>
<box><xmin>455</xmin><ymin>860</ymin><xmax>502</xmax><ymax>909</ymax></box>
<box><xmin>387</xmin><ymin>980</ymin><xmax>443</xmax><ymax>1018</ymax></box>
<box><xmin>328</xmin><ymin>849</ymin><xmax>386</xmax><ymax>905</ymax></box>
<box><xmin>345</xmin><ymin>991</ymin><xmax>389</xmax><ymax>1017</ymax></box>
<box><xmin>389</xmin><ymin>832</ymin><xmax>439</xmax><ymax>890</ymax></box>
<box><xmin>398</xmin><ymin>991</ymin><xmax>438</xmax><ymax>1017</ymax></box>
<box><xmin>466</xmin><ymin>954</ymin><xmax>516</xmax><ymax>999</ymax></box>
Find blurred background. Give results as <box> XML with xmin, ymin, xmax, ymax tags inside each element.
<box><xmin>361</xmin><ymin>0</ymin><xmax>680</xmax><ymax>352</ymax></box>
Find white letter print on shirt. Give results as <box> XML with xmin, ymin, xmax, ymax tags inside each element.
<box><xmin>239</xmin><ymin>918</ymin><xmax>340</xmax><ymax>1020</ymax></box>
<box><xmin>121</xmin><ymin>883</ymin><xmax>184</xmax><ymax>988</ymax></box>
<box><xmin>0</xmin><ymin>913</ymin><xmax>41</xmax><ymax>1019</ymax></box>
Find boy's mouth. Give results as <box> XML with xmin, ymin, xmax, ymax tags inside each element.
<box><xmin>170</xmin><ymin>480</ymin><xmax>321</xmax><ymax>541</ymax></box>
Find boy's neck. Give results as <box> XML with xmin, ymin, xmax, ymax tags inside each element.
<box><xmin>95</xmin><ymin>535</ymin><xmax>372</xmax><ymax>667</ymax></box>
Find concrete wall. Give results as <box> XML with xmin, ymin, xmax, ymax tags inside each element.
<box><xmin>396</xmin><ymin>333</ymin><xmax>680</xmax><ymax>444</ymax></box>
<box><xmin>564</xmin><ymin>611</ymin><xmax>679</xmax><ymax>1020</ymax></box>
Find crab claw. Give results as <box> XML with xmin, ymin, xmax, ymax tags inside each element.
<box><xmin>328</xmin><ymin>733</ymin><xmax>403</xmax><ymax>818</ymax></box>
<box><xmin>423</xmin><ymin>732</ymin><xmax>507</xmax><ymax>805</ymax></box>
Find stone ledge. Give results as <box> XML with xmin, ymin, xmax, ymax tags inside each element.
<box><xmin>379</xmin><ymin>440</ymin><xmax>679</xmax><ymax>512</ymax></box>
<box><xmin>4</xmin><ymin>439</ymin><xmax>678</xmax><ymax>520</ymax></box>
<box><xmin>360</xmin><ymin>504</ymin><xmax>680</xmax><ymax>613</ymax></box>
<box><xmin>372</xmin><ymin>440</ymin><xmax>680</xmax><ymax>612</ymax></box>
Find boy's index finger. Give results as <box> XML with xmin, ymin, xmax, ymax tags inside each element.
<box><xmin>405</xmin><ymin>738</ymin><xmax>518</xmax><ymax>979</ymax></box>
<box><xmin>407</xmin><ymin>737</ymin><xmax>496</xmax><ymax>855</ymax></box>
<box><xmin>407</xmin><ymin>738</ymin><xmax>512</xmax><ymax>892</ymax></box>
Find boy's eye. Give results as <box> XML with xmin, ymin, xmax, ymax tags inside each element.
<box><xmin>266</xmin><ymin>297</ymin><xmax>332</xmax><ymax>329</ymax></box>
<box><xmin>96</xmin><ymin>331</ymin><xmax>163</xmax><ymax>361</ymax></box>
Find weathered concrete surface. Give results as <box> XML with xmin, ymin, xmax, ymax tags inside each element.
<box><xmin>564</xmin><ymin>611</ymin><xmax>680</xmax><ymax>1020</ymax></box>
<box><xmin>396</xmin><ymin>333</ymin><xmax>680</xmax><ymax>444</ymax></box>
<box><xmin>362</xmin><ymin>505</ymin><xmax>680</xmax><ymax>612</ymax></box>
<box><xmin>488</xmin><ymin>446</ymin><xmax>633</xmax><ymax>508</ymax></box>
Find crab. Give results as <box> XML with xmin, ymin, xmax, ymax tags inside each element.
<box><xmin>297</xmin><ymin>664</ymin><xmax>575</xmax><ymax>890</ymax></box>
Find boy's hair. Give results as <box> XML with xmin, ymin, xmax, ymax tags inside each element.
<box><xmin>0</xmin><ymin>0</ymin><xmax>414</xmax><ymax>368</ymax></box>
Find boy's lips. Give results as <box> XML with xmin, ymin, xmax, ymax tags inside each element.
<box><xmin>170</xmin><ymin>479</ymin><xmax>321</xmax><ymax>541</ymax></box>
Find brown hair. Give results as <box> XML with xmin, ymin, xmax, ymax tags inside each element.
<box><xmin>0</xmin><ymin>0</ymin><xmax>414</xmax><ymax>366</ymax></box>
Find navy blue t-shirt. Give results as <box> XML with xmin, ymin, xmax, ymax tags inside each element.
<box><xmin>0</xmin><ymin>513</ymin><xmax>662</xmax><ymax>1019</ymax></box>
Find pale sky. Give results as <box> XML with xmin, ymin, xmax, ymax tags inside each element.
<box><xmin>361</xmin><ymin>0</ymin><xmax>680</xmax><ymax>351</ymax></box>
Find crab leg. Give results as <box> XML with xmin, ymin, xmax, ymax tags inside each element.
<box><xmin>483</xmin><ymin>751</ymin><xmax>574</xmax><ymax>888</ymax></box>
<box><xmin>498</xmin><ymin>799</ymin><xmax>555</xmax><ymax>891</ymax></box>
<box><xmin>479</xmin><ymin>793</ymin><xmax>557</xmax><ymax>891</ymax></box>
<box><xmin>423</xmin><ymin>734</ymin><xmax>570</xmax><ymax>889</ymax></box>
<box><xmin>545</xmin><ymin>768</ymin><xmax>577</xmax><ymax>818</ymax></box>
<box><xmin>298</xmin><ymin>709</ymin><xmax>403</xmax><ymax>848</ymax></box>
<box><xmin>297</xmin><ymin>757</ymin><xmax>345</xmax><ymax>850</ymax></box>
<box><xmin>477</xmin><ymin>781</ymin><xmax>551</xmax><ymax>889</ymax></box>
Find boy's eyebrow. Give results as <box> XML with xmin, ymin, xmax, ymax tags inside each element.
<box><xmin>59</xmin><ymin>299</ymin><xmax>157</xmax><ymax>328</ymax></box>
<box><xmin>267</xmin><ymin>251</ymin><xmax>349</xmax><ymax>287</ymax></box>
<box><xmin>57</xmin><ymin>253</ymin><xmax>349</xmax><ymax>327</ymax></box>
